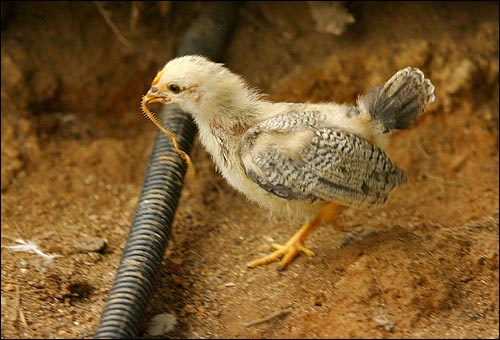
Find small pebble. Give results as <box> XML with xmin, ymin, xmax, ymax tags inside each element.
<box><xmin>73</xmin><ymin>236</ymin><xmax>107</xmax><ymax>253</ymax></box>
<box><xmin>146</xmin><ymin>313</ymin><xmax>177</xmax><ymax>336</ymax></box>
<box><xmin>183</xmin><ymin>304</ymin><xmax>196</xmax><ymax>314</ymax></box>
<box><xmin>3</xmin><ymin>284</ymin><xmax>16</xmax><ymax>292</ymax></box>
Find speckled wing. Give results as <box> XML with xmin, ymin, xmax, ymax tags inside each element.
<box><xmin>240</xmin><ymin>111</ymin><xmax>407</xmax><ymax>208</ymax></box>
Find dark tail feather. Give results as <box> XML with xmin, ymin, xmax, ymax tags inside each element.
<box><xmin>357</xmin><ymin>67</ymin><xmax>435</xmax><ymax>132</ymax></box>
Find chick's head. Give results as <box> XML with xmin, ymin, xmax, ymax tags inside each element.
<box><xmin>143</xmin><ymin>55</ymin><xmax>246</xmax><ymax>118</ymax></box>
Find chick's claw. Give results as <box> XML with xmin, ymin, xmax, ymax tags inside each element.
<box><xmin>274</xmin><ymin>240</ymin><xmax>316</xmax><ymax>270</ymax></box>
<box><xmin>247</xmin><ymin>218</ymin><xmax>321</xmax><ymax>270</ymax></box>
<box><xmin>248</xmin><ymin>239</ymin><xmax>315</xmax><ymax>270</ymax></box>
<box><xmin>271</xmin><ymin>242</ymin><xmax>315</xmax><ymax>257</ymax></box>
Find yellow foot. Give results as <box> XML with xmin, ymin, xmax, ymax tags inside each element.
<box><xmin>247</xmin><ymin>219</ymin><xmax>320</xmax><ymax>270</ymax></box>
<box><xmin>247</xmin><ymin>204</ymin><xmax>343</xmax><ymax>270</ymax></box>
<box><xmin>247</xmin><ymin>240</ymin><xmax>315</xmax><ymax>270</ymax></box>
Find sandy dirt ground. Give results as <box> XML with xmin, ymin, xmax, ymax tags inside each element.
<box><xmin>1</xmin><ymin>1</ymin><xmax>498</xmax><ymax>338</ymax></box>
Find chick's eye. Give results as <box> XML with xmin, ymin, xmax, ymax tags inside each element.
<box><xmin>168</xmin><ymin>84</ymin><xmax>181</xmax><ymax>94</ymax></box>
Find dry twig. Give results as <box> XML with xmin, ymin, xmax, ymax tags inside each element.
<box><xmin>422</xmin><ymin>172</ymin><xmax>467</xmax><ymax>189</ymax></box>
<box><xmin>19</xmin><ymin>309</ymin><xmax>28</xmax><ymax>329</ymax></box>
<box><xmin>415</xmin><ymin>137</ymin><xmax>433</xmax><ymax>161</ymax></box>
<box><xmin>9</xmin><ymin>285</ymin><xmax>29</xmax><ymax>329</ymax></box>
<box><xmin>129</xmin><ymin>1</ymin><xmax>143</xmax><ymax>32</ymax></box>
<box><xmin>243</xmin><ymin>309</ymin><xmax>291</xmax><ymax>327</ymax></box>
<box><xmin>93</xmin><ymin>1</ymin><xmax>132</xmax><ymax>47</ymax></box>
<box><xmin>10</xmin><ymin>285</ymin><xmax>20</xmax><ymax>322</ymax></box>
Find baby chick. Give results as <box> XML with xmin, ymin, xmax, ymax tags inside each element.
<box><xmin>142</xmin><ymin>55</ymin><xmax>435</xmax><ymax>270</ymax></box>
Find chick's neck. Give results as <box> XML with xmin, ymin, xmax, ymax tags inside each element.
<box><xmin>194</xmin><ymin>81</ymin><xmax>264</xmax><ymax>136</ymax></box>
<box><xmin>192</xmin><ymin>85</ymin><xmax>267</xmax><ymax>169</ymax></box>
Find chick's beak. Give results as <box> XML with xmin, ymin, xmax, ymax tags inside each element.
<box><xmin>143</xmin><ymin>86</ymin><xmax>171</xmax><ymax>105</ymax></box>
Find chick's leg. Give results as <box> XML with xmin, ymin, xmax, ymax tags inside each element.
<box><xmin>248</xmin><ymin>203</ymin><xmax>343</xmax><ymax>270</ymax></box>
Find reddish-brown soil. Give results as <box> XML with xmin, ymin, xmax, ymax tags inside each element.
<box><xmin>1</xmin><ymin>2</ymin><xmax>498</xmax><ymax>338</ymax></box>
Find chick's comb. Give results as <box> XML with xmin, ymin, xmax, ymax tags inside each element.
<box><xmin>141</xmin><ymin>95</ymin><xmax>196</xmax><ymax>176</ymax></box>
<box><xmin>152</xmin><ymin>69</ymin><xmax>164</xmax><ymax>86</ymax></box>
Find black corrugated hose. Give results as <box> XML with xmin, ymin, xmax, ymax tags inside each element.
<box><xmin>93</xmin><ymin>2</ymin><xmax>244</xmax><ymax>338</ymax></box>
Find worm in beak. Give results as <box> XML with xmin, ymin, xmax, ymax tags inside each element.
<box><xmin>141</xmin><ymin>92</ymin><xmax>195</xmax><ymax>175</ymax></box>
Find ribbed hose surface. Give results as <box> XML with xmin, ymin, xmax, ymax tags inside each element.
<box><xmin>94</xmin><ymin>2</ymin><xmax>243</xmax><ymax>338</ymax></box>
